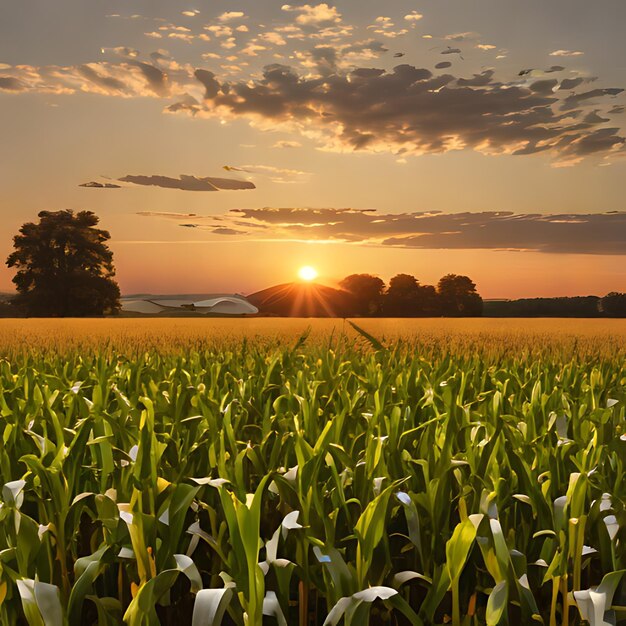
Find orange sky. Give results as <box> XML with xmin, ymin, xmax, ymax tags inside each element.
<box><xmin>1</xmin><ymin>0</ymin><xmax>625</xmax><ymax>298</ymax></box>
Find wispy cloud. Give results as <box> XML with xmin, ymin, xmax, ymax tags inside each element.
<box><xmin>79</xmin><ymin>181</ymin><xmax>121</xmax><ymax>188</ymax></box>
<box><xmin>136</xmin><ymin>208</ymin><xmax>626</xmax><ymax>254</ymax></box>
<box><xmin>217</xmin><ymin>11</ymin><xmax>246</xmax><ymax>22</ymax></box>
<box><xmin>223</xmin><ymin>164</ymin><xmax>311</xmax><ymax>183</ymax></box>
<box><xmin>550</xmin><ymin>50</ymin><xmax>584</xmax><ymax>57</ymax></box>
<box><xmin>273</xmin><ymin>140</ymin><xmax>303</xmax><ymax>148</ymax></box>
<box><xmin>119</xmin><ymin>174</ymin><xmax>256</xmax><ymax>191</ymax></box>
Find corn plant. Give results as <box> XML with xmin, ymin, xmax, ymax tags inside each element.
<box><xmin>0</xmin><ymin>322</ymin><xmax>624</xmax><ymax>625</ymax></box>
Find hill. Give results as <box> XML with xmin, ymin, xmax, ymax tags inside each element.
<box><xmin>247</xmin><ymin>282</ymin><xmax>355</xmax><ymax>317</ymax></box>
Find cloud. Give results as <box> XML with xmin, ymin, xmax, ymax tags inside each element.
<box><xmin>212</xmin><ymin>227</ymin><xmax>246</xmax><ymax>235</ymax></box>
<box><xmin>404</xmin><ymin>11</ymin><xmax>423</xmax><ymax>22</ymax></box>
<box><xmin>0</xmin><ymin>60</ymin><xmax>172</xmax><ymax>97</ymax></box>
<box><xmin>79</xmin><ymin>181</ymin><xmax>121</xmax><ymax>188</ymax></box>
<box><xmin>559</xmin><ymin>77</ymin><xmax>585</xmax><ymax>90</ymax></box>
<box><xmin>368</xmin><ymin>17</ymin><xmax>408</xmax><ymax>38</ymax></box>
<box><xmin>3</xmin><ymin>49</ymin><xmax>624</xmax><ymax>165</ymax></box>
<box><xmin>444</xmin><ymin>32</ymin><xmax>479</xmax><ymax>42</ymax></box>
<box><xmin>550</xmin><ymin>50</ymin><xmax>584</xmax><ymax>57</ymax></box>
<box><xmin>294</xmin><ymin>40</ymin><xmax>388</xmax><ymax>74</ymax></box>
<box><xmin>101</xmin><ymin>47</ymin><xmax>140</xmax><ymax>58</ymax></box>
<box><xmin>222</xmin><ymin>164</ymin><xmax>311</xmax><ymax>183</ymax></box>
<box><xmin>0</xmin><ymin>75</ymin><xmax>26</xmax><ymax>91</ymax></box>
<box><xmin>194</xmin><ymin>69</ymin><xmax>220</xmax><ymax>98</ymax></box>
<box><xmin>188</xmin><ymin>62</ymin><xmax>626</xmax><ymax>163</ymax></box>
<box><xmin>273</xmin><ymin>140</ymin><xmax>302</xmax><ymax>148</ymax></box>
<box><xmin>137</xmin><ymin>207</ymin><xmax>626</xmax><ymax>254</ymax></box>
<box><xmin>529</xmin><ymin>79</ymin><xmax>558</xmax><ymax>95</ymax></box>
<box><xmin>560</xmin><ymin>88</ymin><xmax>624</xmax><ymax>111</ymax></box>
<box><xmin>281</xmin><ymin>3</ymin><xmax>342</xmax><ymax>27</ymax></box>
<box><xmin>119</xmin><ymin>174</ymin><xmax>256</xmax><ymax>191</ymax></box>
<box><xmin>218</xmin><ymin>11</ymin><xmax>246</xmax><ymax>22</ymax></box>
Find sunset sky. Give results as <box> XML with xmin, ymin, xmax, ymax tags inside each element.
<box><xmin>1</xmin><ymin>0</ymin><xmax>625</xmax><ymax>298</ymax></box>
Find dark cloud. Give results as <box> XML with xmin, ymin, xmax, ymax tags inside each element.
<box><xmin>79</xmin><ymin>181</ymin><xmax>121</xmax><ymax>188</ymax></box>
<box><xmin>584</xmin><ymin>110</ymin><xmax>610</xmax><ymax>124</ymax></box>
<box><xmin>193</xmin><ymin>63</ymin><xmax>625</xmax><ymax>162</ymax></box>
<box><xmin>119</xmin><ymin>174</ymin><xmax>255</xmax><ymax>191</ymax></box>
<box><xmin>77</xmin><ymin>65</ymin><xmax>127</xmax><ymax>93</ymax></box>
<box><xmin>456</xmin><ymin>70</ymin><xmax>495</xmax><ymax>87</ymax></box>
<box><xmin>129</xmin><ymin>61</ymin><xmax>168</xmax><ymax>96</ymax></box>
<box><xmin>0</xmin><ymin>76</ymin><xmax>26</xmax><ymax>91</ymax></box>
<box><xmin>529</xmin><ymin>79</ymin><xmax>558</xmax><ymax>95</ymax></box>
<box><xmin>559</xmin><ymin>77</ymin><xmax>585</xmax><ymax>91</ymax></box>
<box><xmin>212</xmin><ymin>227</ymin><xmax>246</xmax><ymax>235</ymax></box>
<box><xmin>226</xmin><ymin>208</ymin><xmax>626</xmax><ymax>254</ymax></box>
<box><xmin>561</xmin><ymin>88</ymin><xmax>624</xmax><ymax>111</ymax></box>
<box><xmin>194</xmin><ymin>69</ymin><xmax>220</xmax><ymax>98</ymax></box>
<box><xmin>137</xmin><ymin>206</ymin><xmax>626</xmax><ymax>254</ymax></box>
<box><xmin>3</xmin><ymin>52</ymin><xmax>624</xmax><ymax>164</ymax></box>
<box><xmin>165</xmin><ymin>94</ymin><xmax>201</xmax><ymax>115</ymax></box>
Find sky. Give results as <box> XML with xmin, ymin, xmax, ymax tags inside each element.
<box><xmin>1</xmin><ymin>0</ymin><xmax>625</xmax><ymax>299</ymax></box>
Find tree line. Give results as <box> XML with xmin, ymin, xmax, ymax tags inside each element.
<box><xmin>338</xmin><ymin>273</ymin><xmax>483</xmax><ymax>317</ymax></box>
<box><xmin>484</xmin><ymin>294</ymin><xmax>626</xmax><ymax>318</ymax></box>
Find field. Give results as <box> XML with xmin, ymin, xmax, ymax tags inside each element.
<box><xmin>0</xmin><ymin>319</ymin><xmax>624</xmax><ymax>626</ymax></box>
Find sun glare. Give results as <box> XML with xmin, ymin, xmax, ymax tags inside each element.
<box><xmin>298</xmin><ymin>266</ymin><xmax>318</xmax><ymax>282</ymax></box>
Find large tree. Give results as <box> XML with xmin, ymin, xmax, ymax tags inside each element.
<box><xmin>384</xmin><ymin>273</ymin><xmax>440</xmax><ymax>316</ymax></box>
<box><xmin>437</xmin><ymin>274</ymin><xmax>483</xmax><ymax>317</ymax></box>
<box><xmin>339</xmin><ymin>274</ymin><xmax>386</xmax><ymax>316</ymax></box>
<box><xmin>6</xmin><ymin>210</ymin><xmax>120</xmax><ymax>317</ymax></box>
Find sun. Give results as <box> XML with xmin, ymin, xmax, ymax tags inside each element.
<box><xmin>298</xmin><ymin>266</ymin><xmax>318</xmax><ymax>282</ymax></box>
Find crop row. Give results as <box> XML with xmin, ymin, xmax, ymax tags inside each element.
<box><xmin>0</xmin><ymin>337</ymin><xmax>624</xmax><ymax>624</ymax></box>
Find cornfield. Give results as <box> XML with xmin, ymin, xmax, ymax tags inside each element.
<box><xmin>0</xmin><ymin>319</ymin><xmax>624</xmax><ymax>625</ymax></box>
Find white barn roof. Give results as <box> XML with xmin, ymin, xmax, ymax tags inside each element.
<box><xmin>121</xmin><ymin>294</ymin><xmax>258</xmax><ymax>316</ymax></box>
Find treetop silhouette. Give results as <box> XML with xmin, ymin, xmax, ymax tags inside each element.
<box><xmin>6</xmin><ymin>210</ymin><xmax>120</xmax><ymax>317</ymax></box>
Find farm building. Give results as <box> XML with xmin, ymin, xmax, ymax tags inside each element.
<box><xmin>120</xmin><ymin>294</ymin><xmax>259</xmax><ymax>316</ymax></box>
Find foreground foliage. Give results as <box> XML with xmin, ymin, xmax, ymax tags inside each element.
<box><xmin>0</xmin><ymin>326</ymin><xmax>624</xmax><ymax>625</ymax></box>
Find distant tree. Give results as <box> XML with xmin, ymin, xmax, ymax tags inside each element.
<box><xmin>437</xmin><ymin>274</ymin><xmax>483</xmax><ymax>317</ymax></box>
<box><xmin>385</xmin><ymin>274</ymin><xmax>420</xmax><ymax>315</ymax></box>
<box><xmin>6</xmin><ymin>210</ymin><xmax>120</xmax><ymax>317</ymax></box>
<box><xmin>600</xmin><ymin>292</ymin><xmax>626</xmax><ymax>317</ymax></box>
<box><xmin>416</xmin><ymin>284</ymin><xmax>441</xmax><ymax>316</ymax></box>
<box><xmin>384</xmin><ymin>273</ymin><xmax>441</xmax><ymax>316</ymax></box>
<box><xmin>339</xmin><ymin>274</ymin><xmax>385</xmax><ymax>316</ymax></box>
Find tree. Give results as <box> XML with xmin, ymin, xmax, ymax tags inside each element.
<box><xmin>385</xmin><ymin>273</ymin><xmax>420</xmax><ymax>316</ymax></box>
<box><xmin>6</xmin><ymin>210</ymin><xmax>120</xmax><ymax>317</ymax></box>
<box><xmin>599</xmin><ymin>292</ymin><xmax>626</xmax><ymax>317</ymax></box>
<box><xmin>384</xmin><ymin>273</ymin><xmax>441</xmax><ymax>316</ymax></box>
<box><xmin>339</xmin><ymin>274</ymin><xmax>385</xmax><ymax>316</ymax></box>
<box><xmin>437</xmin><ymin>274</ymin><xmax>483</xmax><ymax>317</ymax></box>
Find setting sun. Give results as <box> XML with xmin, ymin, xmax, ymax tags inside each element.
<box><xmin>298</xmin><ymin>266</ymin><xmax>318</xmax><ymax>282</ymax></box>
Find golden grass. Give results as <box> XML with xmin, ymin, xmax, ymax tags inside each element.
<box><xmin>0</xmin><ymin>318</ymin><xmax>624</xmax><ymax>359</ymax></box>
